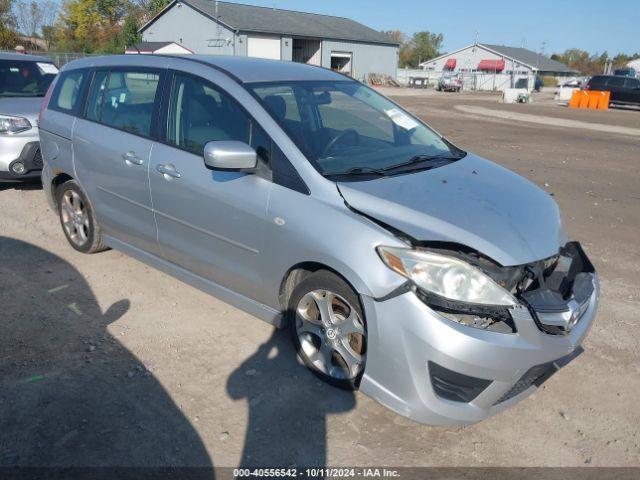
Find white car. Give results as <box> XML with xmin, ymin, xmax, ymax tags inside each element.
<box><xmin>0</xmin><ymin>52</ymin><xmax>58</xmax><ymax>181</ymax></box>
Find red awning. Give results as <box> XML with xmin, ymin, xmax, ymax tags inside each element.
<box><xmin>477</xmin><ymin>59</ymin><xmax>505</xmax><ymax>71</ymax></box>
<box><xmin>444</xmin><ymin>58</ymin><xmax>457</xmax><ymax>70</ymax></box>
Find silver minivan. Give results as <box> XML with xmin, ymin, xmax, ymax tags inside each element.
<box><xmin>39</xmin><ymin>55</ymin><xmax>599</xmax><ymax>425</ymax></box>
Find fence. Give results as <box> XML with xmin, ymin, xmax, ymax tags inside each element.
<box><xmin>1</xmin><ymin>51</ymin><xmax>96</xmax><ymax>66</ymax></box>
<box><xmin>396</xmin><ymin>67</ymin><xmax>535</xmax><ymax>92</ymax></box>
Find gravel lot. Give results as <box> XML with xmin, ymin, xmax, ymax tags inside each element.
<box><xmin>1</xmin><ymin>90</ymin><xmax>639</xmax><ymax>469</ymax></box>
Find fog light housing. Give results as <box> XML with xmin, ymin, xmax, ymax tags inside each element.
<box><xmin>10</xmin><ymin>161</ymin><xmax>26</xmax><ymax>175</ymax></box>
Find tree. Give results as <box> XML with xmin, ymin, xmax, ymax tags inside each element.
<box><xmin>0</xmin><ymin>0</ymin><xmax>19</xmax><ymax>49</ymax></box>
<box><xmin>383</xmin><ymin>30</ymin><xmax>444</xmax><ymax>68</ymax></box>
<box><xmin>121</xmin><ymin>10</ymin><xmax>140</xmax><ymax>49</ymax></box>
<box><xmin>410</xmin><ymin>31</ymin><xmax>443</xmax><ymax>66</ymax></box>
<box><xmin>41</xmin><ymin>24</ymin><xmax>55</xmax><ymax>49</ymax></box>
<box><xmin>132</xmin><ymin>0</ymin><xmax>169</xmax><ymax>21</ymax></box>
<box><xmin>14</xmin><ymin>0</ymin><xmax>58</xmax><ymax>37</ymax></box>
<box><xmin>55</xmin><ymin>0</ymin><xmax>103</xmax><ymax>52</ymax></box>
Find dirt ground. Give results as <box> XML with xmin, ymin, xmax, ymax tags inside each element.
<box><xmin>1</xmin><ymin>89</ymin><xmax>639</xmax><ymax>469</ymax></box>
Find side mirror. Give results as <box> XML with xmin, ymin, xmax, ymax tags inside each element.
<box><xmin>203</xmin><ymin>141</ymin><xmax>257</xmax><ymax>171</ymax></box>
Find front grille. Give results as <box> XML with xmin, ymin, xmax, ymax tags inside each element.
<box><xmin>493</xmin><ymin>363</ymin><xmax>555</xmax><ymax>405</ymax></box>
<box><xmin>494</xmin><ymin>347</ymin><xmax>584</xmax><ymax>406</ymax></box>
<box><xmin>32</xmin><ymin>148</ymin><xmax>43</xmax><ymax>169</ymax></box>
<box><xmin>429</xmin><ymin>361</ymin><xmax>492</xmax><ymax>403</ymax></box>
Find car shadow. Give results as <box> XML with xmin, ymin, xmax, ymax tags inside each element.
<box><xmin>0</xmin><ymin>179</ymin><xmax>43</xmax><ymax>192</ymax></box>
<box><xmin>0</xmin><ymin>236</ymin><xmax>213</xmax><ymax>472</ymax></box>
<box><xmin>227</xmin><ymin>328</ymin><xmax>357</xmax><ymax>468</ymax></box>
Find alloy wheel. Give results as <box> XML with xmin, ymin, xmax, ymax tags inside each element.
<box><xmin>60</xmin><ymin>190</ymin><xmax>90</xmax><ymax>247</ymax></box>
<box><xmin>295</xmin><ymin>289</ymin><xmax>366</xmax><ymax>380</ymax></box>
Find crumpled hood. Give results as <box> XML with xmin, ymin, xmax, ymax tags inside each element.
<box><xmin>0</xmin><ymin>97</ymin><xmax>43</xmax><ymax>125</ymax></box>
<box><xmin>338</xmin><ymin>154</ymin><xmax>565</xmax><ymax>266</ymax></box>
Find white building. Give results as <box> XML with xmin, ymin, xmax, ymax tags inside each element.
<box><xmin>125</xmin><ymin>41</ymin><xmax>193</xmax><ymax>55</ymax></box>
<box><xmin>138</xmin><ymin>0</ymin><xmax>399</xmax><ymax>82</ymax></box>
<box><xmin>419</xmin><ymin>43</ymin><xmax>576</xmax><ymax>92</ymax></box>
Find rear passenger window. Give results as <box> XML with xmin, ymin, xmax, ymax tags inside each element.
<box><xmin>609</xmin><ymin>77</ymin><xmax>625</xmax><ymax>87</ymax></box>
<box><xmin>51</xmin><ymin>70</ymin><xmax>86</xmax><ymax>113</ymax></box>
<box><xmin>167</xmin><ymin>74</ymin><xmax>270</xmax><ymax>164</ymax></box>
<box><xmin>85</xmin><ymin>69</ymin><xmax>160</xmax><ymax>137</ymax></box>
<box><xmin>624</xmin><ymin>78</ymin><xmax>640</xmax><ymax>88</ymax></box>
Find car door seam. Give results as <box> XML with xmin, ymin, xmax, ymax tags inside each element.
<box><xmin>147</xmin><ymin>143</ymin><xmax>166</xmax><ymax>258</ymax></box>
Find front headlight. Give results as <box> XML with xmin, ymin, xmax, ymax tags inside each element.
<box><xmin>0</xmin><ymin>115</ymin><xmax>32</xmax><ymax>134</ymax></box>
<box><xmin>377</xmin><ymin>246</ymin><xmax>517</xmax><ymax>306</ymax></box>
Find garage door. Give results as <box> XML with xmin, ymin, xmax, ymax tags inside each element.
<box><xmin>247</xmin><ymin>36</ymin><xmax>281</xmax><ymax>60</ymax></box>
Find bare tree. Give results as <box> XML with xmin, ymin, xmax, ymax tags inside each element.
<box><xmin>14</xmin><ymin>0</ymin><xmax>58</xmax><ymax>37</ymax></box>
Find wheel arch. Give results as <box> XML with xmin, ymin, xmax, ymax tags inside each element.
<box><xmin>50</xmin><ymin>172</ymin><xmax>75</xmax><ymax>213</ymax></box>
<box><xmin>278</xmin><ymin>262</ymin><xmax>364</xmax><ymax>314</ymax></box>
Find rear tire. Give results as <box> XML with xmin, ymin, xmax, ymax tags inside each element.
<box><xmin>57</xmin><ymin>180</ymin><xmax>107</xmax><ymax>254</ymax></box>
<box><xmin>288</xmin><ymin>270</ymin><xmax>367</xmax><ymax>391</ymax></box>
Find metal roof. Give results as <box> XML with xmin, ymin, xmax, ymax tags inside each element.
<box><xmin>142</xmin><ymin>0</ymin><xmax>398</xmax><ymax>46</ymax></box>
<box><xmin>421</xmin><ymin>43</ymin><xmax>576</xmax><ymax>74</ymax></box>
<box><xmin>481</xmin><ymin>44</ymin><xmax>576</xmax><ymax>73</ymax></box>
<box><xmin>130</xmin><ymin>41</ymin><xmax>174</xmax><ymax>51</ymax></box>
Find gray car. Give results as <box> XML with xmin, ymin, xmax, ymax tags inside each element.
<box><xmin>0</xmin><ymin>52</ymin><xmax>58</xmax><ymax>181</ymax></box>
<box><xmin>39</xmin><ymin>55</ymin><xmax>599</xmax><ymax>425</ymax></box>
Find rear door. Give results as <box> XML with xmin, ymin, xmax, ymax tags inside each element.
<box><xmin>148</xmin><ymin>71</ymin><xmax>273</xmax><ymax>301</ymax></box>
<box><xmin>606</xmin><ymin>76</ymin><xmax>625</xmax><ymax>102</ymax></box>
<box><xmin>623</xmin><ymin>77</ymin><xmax>640</xmax><ymax>105</ymax></box>
<box><xmin>73</xmin><ymin>67</ymin><xmax>164</xmax><ymax>255</ymax></box>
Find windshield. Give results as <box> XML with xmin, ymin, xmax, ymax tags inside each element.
<box><xmin>0</xmin><ymin>59</ymin><xmax>58</xmax><ymax>98</ymax></box>
<box><xmin>248</xmin><ymin>80</ymin><xmax>463</xmax><ymax>177</ymax></box>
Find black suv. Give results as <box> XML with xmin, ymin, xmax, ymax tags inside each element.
<box><xmin>586</xmin><ymin>75</ymin><xmax>640</xmax><ymax>107</ymax></box>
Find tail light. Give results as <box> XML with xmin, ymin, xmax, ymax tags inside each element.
<box><xmin>584</xmin><ymin>84</ymin><xmax>590</xmax><ymax>91</ymax></box>
<box><xmin>39</xmin><ymin>78</ymin><xmax>57</xmax><ymax>124</ymax></box>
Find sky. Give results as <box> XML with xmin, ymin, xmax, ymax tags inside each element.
<box><xmin>230</xmin><ymin>0</ymin><xmax>639</xmax><ymax>56</ymax></box>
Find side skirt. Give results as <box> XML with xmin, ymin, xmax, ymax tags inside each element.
<box><xmin>103</xmin><ymin>235</ymin><xmax>284</xmax><ymax>328</ymax></box>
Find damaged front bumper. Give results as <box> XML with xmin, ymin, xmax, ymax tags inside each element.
<box><xmin>358</xmin><ymin>244</ymin><xmax>599</xmax><ymax>426</ymax></box>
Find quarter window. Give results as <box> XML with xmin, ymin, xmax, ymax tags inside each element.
<box><xmin>50</xmin><ymin>70</ymin><xmax>85</xmax><ymax>113</ymax></box>
<box><xmin>85</xmin><ymin>69</ymin><xmax>160</xmax><ymax>137</ymax></box>
<box><xmin>167</xmin><ymin>74</ymin><xmax>270</xmax><ymax>164</ymax></box>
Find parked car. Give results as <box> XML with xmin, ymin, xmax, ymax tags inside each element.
<box><xmin>436</xmin><ymin>74</ymin><xmax>462</xmax><ymax>92</ymax></box>
<box><xmin>586</xmin><ymin>75</ymin><xmax>640</xmax><ymax>107</ymax></box>
<box><xmin>561</xmin><ymin>79</ymin><xmax>583</xmax><ymax>88</ymax></box>
<box><xmin>39</xmin><ymin>55</ymin><xmax>599</xmax><ymax>425</ymax></box>
<box><xmin>0</xmin><ymin>52</ymin><xmax>58</xmax><ymax>181</ymax></box>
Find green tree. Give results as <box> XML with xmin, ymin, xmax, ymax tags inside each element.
<box><xmin>145</xmin><ymin>0</ymin><xmax>170</xmax><ymax>17</ymax></box>
<box><xmin>409</xmin><ymin>32</ymin><xmax>444</xmax><ymax>67</ymax></box>
<box><xmin>0</xmin><ymin>0</ymin><xmax>19</xmax><ymax>49</ymax></box>
<box><xmin>121</xmin><ymin>11</ymin><xmax>140</xmax><ymax>49</ymax></box>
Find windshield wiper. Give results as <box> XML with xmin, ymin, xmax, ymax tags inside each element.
<box><xmin>328</xmin><ymin>166</ymin><xmax>390</xmax><ymax>177</ymax></box>
<box><xmin>326</xmin><ymin>153</ymin><xmax>464</xmax><ymax>178</ymax></box>
<box><xmin>381</xmin><ymin>153</ymin><xmax>463</xmax><ymax>173</ymax></box>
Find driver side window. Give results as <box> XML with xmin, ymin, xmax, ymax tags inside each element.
<box><xmin>167</xmin><ymin>74</ymin><xmax>271</xmax><ymax>164</ymax></box>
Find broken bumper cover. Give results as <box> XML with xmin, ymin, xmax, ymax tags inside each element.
<box><xmin>358</xmin><ymin>272</ymin><xmax>599</xmax><ymax>426</ymax></box>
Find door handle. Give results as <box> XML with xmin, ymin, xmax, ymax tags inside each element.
<box><xmin>122</xmin><ymin>151</ymin><xmax>144</xmax><ymax>166</ymax></box>
<box><xmin>156</xmin><ymin>163</ymin><xmax>182</xmax><ymax>179</ymax></box>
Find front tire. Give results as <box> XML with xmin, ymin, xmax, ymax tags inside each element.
<box><xmin>288</xmin><ymin>270</ymin><xmax>367</xmax><ymax>390</ymax></box>
<box><xmin>57</xmin><ymin>180</ymin><xmax>106</xmax><ymax>254</ymax></box>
